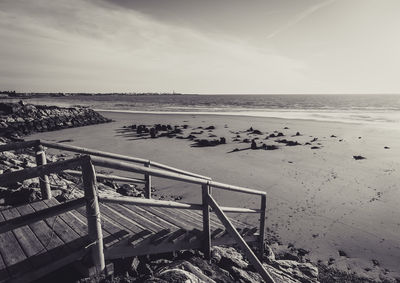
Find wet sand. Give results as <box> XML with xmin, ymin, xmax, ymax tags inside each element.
<box><xmin>28</xmin><ymin>111</ymin><xmax>400</xmax><ymax>281</ymax></box>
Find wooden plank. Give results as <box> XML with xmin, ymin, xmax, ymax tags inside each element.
<box><xmin>74</xmin><ymin>207</ymin><xmax>129</xmax><ymax>249</ymax></box>
<box><xmin>0</xmin><ymin>156</ymin><xmax>85</xmax><ymax>186</ymax></box>
<box><xmin>99</xmin><ymin>196</ymin><xmax>202</xmax><ymax>210</ymax></box>
<box><xmin>120</xmin><ymin>204</ymin><xmax>174</xmax><ymax>231</ymax></box>
<box><xmin>64</xmin><ymin>169</ymin><xmax>146</xmax><ymax>184</ymax></box>
<box><xmin>30</xmin><ymin>201</ymin><xmax>88</xmax><ymax>252</ymax></box>
<box><xmin>143</xmin><ymin>207</ymin><xmax>196</xmax><ymax>231</ymax></box>
<box><xmin>105</xmin><ymin>203</ymin><xmax>150</xmax><ymax>232</ymax></box>
<box><xmin>202</xmin><ymin>184</ymin><xmax>211</xmax><ymax>259</ymax></box>
<box><xmin>0</xmin><ymin>198</ymin><xmax>85</xmax><ymax>234</ymax></box>
<box><xmin>82</xmin><ymin>158</ymin><xmax>105</xmax><ymax>272</ymax></box>
<box><xmin>44</xmin><ymin>198</ymin><xmax>88</xmax><ymax>237</ymax></box>
<box><xmin>99</xmin><ymin>204</ymin><xmax>144</xmax><ymax>234</ymax></box>
<box><xmin>259</xmin><ymin>195</ymin><xmax>267</xmax><ymax>259</ymax></box>
<box><xmin>16</xmin><ymin>204</ymin><xmax>69</xmax><ymax>260</ymax></box>
<box><xmin>0</xmin><ymin>212</ymin><xmax>31</xmax><ymax>277</ymax></box>
<box><xmin>35</xmin><ymin>145</ymin><xmax>52</xmax><ymax>199</ymax></box>
<box><xmin>178</xmin><ymin>209</ymin><xmax>222</xmax><ymax>230</ymax></box>
<box><xmin>0</xmin><ymin>247</ymin><xmax>8</xmax><ymax>282</ymax></box>
<box><xmin>2</xmin><ymin>208</ymin><xmax>50</xmax><ymax>269</ymax></box>
<box><xmin>207</xmin><ymin>194</ymin><xmax>275</xmax><ymax>283</ymax></box>
<box><xmin>144</xmin><ymin>162</ymin><xmax>151</xmax><ymax>199</ymax></box>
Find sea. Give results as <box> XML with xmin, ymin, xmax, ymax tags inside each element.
<box><xmin>6</xmin><ymin>94</ymin><xmax>400</xmax><ymax>126</ymax></box>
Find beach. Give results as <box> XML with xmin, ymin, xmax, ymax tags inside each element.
<box><xmin>27</xmin><ymin>110</ymin><xmax>400</xmax><ymax>281</ymax></box>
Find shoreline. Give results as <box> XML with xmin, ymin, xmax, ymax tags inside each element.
<box><xmin>96</xmin><ymin>108</ymin><xmax>400</xmax><ymax>129</ymax></box>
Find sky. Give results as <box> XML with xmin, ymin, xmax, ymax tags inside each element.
<box><xmin>1</xmin><ymin>0</ymin><xmax>400</xmax><ymax>94</ymax></box>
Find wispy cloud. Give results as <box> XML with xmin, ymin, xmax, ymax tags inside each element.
<box><xmin>266</xmin><ymin>0</ymin><xmax>336</xmax><ymax>39</ymax></box>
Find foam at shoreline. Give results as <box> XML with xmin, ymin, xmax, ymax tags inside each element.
<box><xmin>96</xmin><ymin>108</ymin><xmax>400</xmax><ymax>127</ymax></box>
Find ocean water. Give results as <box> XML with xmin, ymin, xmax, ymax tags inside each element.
<box><xmin>6</xmin><ymin>94</ymin><xmax>400</xmax><ymax>125</ymax></box>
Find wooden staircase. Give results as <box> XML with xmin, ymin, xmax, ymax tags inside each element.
<box><xmin>0</xmin><ymin>140</ymin><xmax>275</xmax><ymax>283</ymax></box>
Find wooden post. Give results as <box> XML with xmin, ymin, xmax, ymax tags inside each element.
<box><xmin>82</xmin><ymin>156</ymin><xmax>105</xmax><ymax>273</ymax></box>
<box><xmin>144</xmin><ymin>161</ymin><xmax>151</xmax><ymax>199</ymax></box>
<box><xmin>259</xmin><ymin>194</ymin><xmax>267</xmax><ymax>260</ymax></box>
<box><xmin>208</xmin><ymin>194</ymin><xmax>275</xmax><ymax>283</ymax></box>
<box><xmin>35</xmin><ymin>145</ymin><xmax>51</xmax><ymax>199</ymax></box>
<box><xmin>202</xmin><ymin>183</ymin><xmax>211</xmax><ymax>260</ymax></box>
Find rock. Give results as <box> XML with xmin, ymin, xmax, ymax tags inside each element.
<box><xmin>157</xmin><ymin>268</ymin><xmax>203</xmax><ymax>282</ymax></box>
<box><xmin>117</xmin><ymin>184</ymin><xmax>142</xmax><ymax>197</ymax></box>
<box><xmin>211</xmin><ymin>246</ymin><xmax>248</xmax><ymax>270</ymax></box>
<box><xmin>353</xmin><ymin>155</ymin><xmax>366</xmax><ymax>160</ymax></box>
<box><xmin>251</xmin><ymin>140</ymin><xmax>257</xmax><ymax>150</ymax></box>
<box><xmin>137</xmin><ymin>262</ymin><xmax>153</xmax><ymax>276</ymax></box>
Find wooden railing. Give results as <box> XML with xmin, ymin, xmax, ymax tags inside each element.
<box><xmin>0</xmin><ymin>155</ymin><xmax>105</xmax><ymax>273</ymax></box>
<box><xmin>0</xmin><ymin>140</ymin><xmax>275</xmax><ymax>282</ymax></box>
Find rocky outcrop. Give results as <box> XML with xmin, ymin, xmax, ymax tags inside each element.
<box><xmin>0</xmin><ymin>101</ymin><xmax>111</xmax><ymax>139</ymax></box>
<box><xmin>109</xmin><ymin>246</ymin><xmax>319</xmax><ymax>283</ymax></box>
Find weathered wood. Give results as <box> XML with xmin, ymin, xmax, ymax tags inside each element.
<box><xmin>91</xmin><ymin>156</ymin><xmax>266</xmax><ymax>196</ymax></box>
<box><xmin>122</xmin><ymin>205</ymin><xmax>176</xmax><ymax>231</ymax></box>
<box><xmin>41</xmin><ymin>141</ymin><xmax>148</xmax><ymax>164</ymax></box>
<box><xmin>16</xmin><ymin>203</ymin><xmax>70</xmax><ymax>260</ymax></box>
<box><xmin>0</xmin><ymin>247</ymin><xmax>8</xmax><ymax>282</ymax></box>
<box><xmin>81</xmin><ymin>157</ymin><xmax>105</xmax><ymax>273</ymax></box>
<box><xmin>105</xmin><ymin>232</ymin><xmax>258</xmax><ymax>260</ymax></box>
<box><xmin>44</xmin><ymin>198</ymin><xmax>87</xmax><ymax>237</ymax></box>
<box><xmin>115</xmin><ymin>205</ymin><xmax>164</xmax><ymax>232</ymax></box>
<box><xmin>0</xmin><ymin>198</ymin><xmax>85</xmax><ymax>234</ymax></box>
<box><xmin>2</xmin><ymin>208</ymin><xmax>49</xmax><ymax>269</ymax></box>
<box><xmin>0</xmin><ymin>156</ymin><xmax>85</xmax><ymax>186</ymax></box>
<box><xmin>64</xmin><ymin>169</ymin><xmax>145</xmax><ymax>184</ymax></box>
<box><xmin>30</xmin><ymin>200</ymin><xmax>88</xmax><ymax>252</ymax></box>
<box><xmin>259</xmin><ymin>194</ymin><xmax>267</xmax><ymax>260</ymax></box>
<box><xmin>41</xmin><ymin>141</ymin><xmax>210</xmax><ymax>179</ymax></box>
<box><xmin>98</xmin><ymin>196</ymin><xmax>203</xmax><ymax>210</ymax></box>
<box><xmin>74</xmin><ymin>206</ymin><xmax>130</xmax><ymax>249</ymax></box>
<box><xmin>144</xmin><ymin>162</ymin><xmax>151</xmax><ymax>199</ymax></box>
<box><xmin>149</xmin><ymin>160</ymin><xmax>211</xmax><ymax>180</ymax></box>
<box><xmin>207</xmin><ymin>194</ymin><xmax>275</xmax><ymax>283</ymax></box>
<box><xmin>0</xmin><ymin>140</ymin><xmax>40</xmax><ymax>152</ymax></box>
<box><xmin>35</xmin><ymin>145</ymin><xmax>52</xmax><ymax>200</ymax></box>
<box><xmin>202</xmin><ymin>184</ymin><xmax>211</xmax><ymax>260</ymax></box>
<box><xmin>144</xmin><ymin>207</ymin><xmax>192</xmax><ymax>231</ymax></box>
<box><xmin>0</xmin><ymin>213</ymin><xmax>31</xmax><ymax>277</ymax></box>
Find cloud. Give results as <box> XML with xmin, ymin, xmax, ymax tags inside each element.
<box><xmin>0</xmin><ymin>0</ymin><xmax>315</xmax><ymax>93</ymax></box>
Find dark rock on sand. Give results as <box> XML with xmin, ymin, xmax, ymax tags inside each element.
<box><xmin>353</xmin><ymin>155</ymin><xmax>366</xmax><ymax>160</ymax></box>
<box><xmin>251</xmin><ymin>140</ymin><xmax>257</xmax><ymax>150</ymax></box>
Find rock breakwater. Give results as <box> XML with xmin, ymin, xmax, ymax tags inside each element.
<box><xmin>0</xmin><ymin>101</ymin><xmax>111</xmax><ymax>139</ymax></box>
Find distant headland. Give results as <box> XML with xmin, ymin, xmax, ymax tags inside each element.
<box><xmin>0</xmin><ymin>90</ymin><xmax>183</xmax><ymax>98</ymax></box>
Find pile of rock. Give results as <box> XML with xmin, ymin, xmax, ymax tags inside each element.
<box><xmin>100</xmin><ymin>246</ymin><xmax>319</xmax><ymax>283</ymax></box>
<box><xmin>0</xmin><ymin>101</ymin><xmax>111</xmax><ymax>139</ymax></box>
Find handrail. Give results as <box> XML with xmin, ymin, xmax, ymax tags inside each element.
<box><xmin>64</xmin><ymin>169</ymin><xmax>146</xmax><ymax>184</ymax></box>
<box><xmin>0</xmin><ymin>152</ymin><xmax>269</xmax><ymax>280</ymax></box>
<box><xmin>98</xmin><ymin>196</ymin><xmax>261</xmax><ymax>213</ymax></box>
<box><xmin>0</xmin><ymin>198</ymin><xmax>85</xmax><ymax>234</ymax></box>
<box><xmin>91</xmin><ymin>156</ymin><xmax>266</xmax><ymax>196</ymax></box>
<box><xmin>0</xmin><ymin>156</ymin><xmax>86</xmax><ymax>186</ymax></box>
<box><xmin>40</xmin><ymin>141</ymin><xmax>211</xmax><ymax>180</ymax></box>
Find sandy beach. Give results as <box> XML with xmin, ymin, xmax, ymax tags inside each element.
<box><xmin>28</xmin><ymin>111</ymin><xmax>400</xmax><ymax>281</ymax></box>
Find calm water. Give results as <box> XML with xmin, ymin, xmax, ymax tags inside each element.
<box><xmin>6</xmin><ymin>94</ymin><xmax>400</xmax><ymax>125</ymax></box>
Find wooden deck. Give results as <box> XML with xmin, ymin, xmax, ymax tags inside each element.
<box><xmin>0</xmin><ymin>198</ymin><xmax>257</xmax><ymax>283</ymax></box>
<box><xmin>0</xmin><ymin>140</ymin><xmax>275</xmax><ymax>283</ymax></box>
